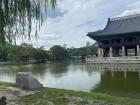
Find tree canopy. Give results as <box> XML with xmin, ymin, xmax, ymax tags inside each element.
<box><xmin>0</xmin><ymin>0</ymin><xmax>56</xmax><ymax>44</ymax></box>
<box><xmin>5</xmin><ymin>43</ymin><xmax>49</xmax><ymax>63</ymax></box>
<box><xmin>67</xmin><ymin>44</ymin><xmax>98</xmax><ymax>57</ymax></box>
<box><xmin>50</xmin><ymin>45</ymin><xmax>69</xmax><ymax>61</ymax></box>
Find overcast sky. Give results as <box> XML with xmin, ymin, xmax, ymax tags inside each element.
<box><xmin>29</xmin><ymin>0</ymin><xmax>140</xmax><ymax>49</ymax></box>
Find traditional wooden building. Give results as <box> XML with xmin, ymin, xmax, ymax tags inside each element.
<box><xmin>87</xmin><ymin>14</ymin><xmax>140</xmax><ymax>57</ymax></box>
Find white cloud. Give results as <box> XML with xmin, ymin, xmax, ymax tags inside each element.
<box><xmin>120</xmin><ymin>1</ymin><xmax>140</xmax><ymax>16</ymax></box>
<box><xmin>28</xmin><ymin>0</ymin><xmax>140</xmax><ymax>50</ymax></box>
<box><xmin>121</xmin><ymin>9</ymin><xmax>140</xmax><ymax>16</ymax></box>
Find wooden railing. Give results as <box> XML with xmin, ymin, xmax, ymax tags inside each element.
<box><xmin>99</xmin><ymin>42</ymin><xmax>139</xmax><ymax>48</ymax></box>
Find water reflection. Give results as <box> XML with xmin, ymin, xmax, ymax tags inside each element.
<box><xmin>0</xmin><ymin>63</ymin><xmax>140</xmax><ymax>98</ymax></box>
<box><xmin>88</xmin><ymin>64</ymin><xmax>140</xmax><ymax>98</ymax></box>
<box><xmin>48</xmin><ymin>62</ymin><xmax>69</xmax><ymax>78</ymax></box>
<box><xmin>92</xmin><ymin>71</ymin><xmax>140</xmax><ymax>98</ymax></box>
<box><xmin>37</xmin><ymin>62</ymin><xmax>100</xmax><ymax>91</ymax></box>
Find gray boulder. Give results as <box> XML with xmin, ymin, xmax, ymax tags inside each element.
<box><xmin>16</xmin><ymin>72</ymin><xmax>43</xmax><ymax>90</ymax></box>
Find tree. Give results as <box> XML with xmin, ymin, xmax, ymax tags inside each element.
<box><xmin>0</xmin><ymin>0</ymin><xmax>56</xmax><ymax>44</ymax></box>
<box><xmin>67</xmin><ymin>44</ymin><xmax>98</xmax><ymax>57</ymax></box>
<box><xmin>6</xmin><ymin>43</ymin><xmax>48</xmax><ymax>63</ymax></box>
<box><xmin>7</xmin><ymin>45</ymin><xmax>20</xmax><ymax>63</ymax></box>
<box><xmin>0</xmin><ymin>44</ymin><xmax>8</xmax><ymax>61</ymax></box>
<box><xmin>50</xmin><ymin>45</ymin><xmax>68</xmax><ymax>61</ymax></box>
<box><xmin>32</xmin><ymin>46</ymin><xmax>48</xmax><ymax>63</ymax></box>
<box><xmin>6</xmin><ymin>43</ymin><xmax>33</xmax><ymax>63</ymax></box>
<box><xmin>18</xmin><ymin>43</ymin><xmax>34</xmax><ymax>63</ymax></box>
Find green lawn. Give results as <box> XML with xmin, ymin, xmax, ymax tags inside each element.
<box><xmin>17</xmin><ymin>87</ymin><xmax>140</xmax><ymax>105</ymax></box>
<box><xmin>0</xmin><ymin>81</ymin><xmax>140</xmax><ymax>105</ymax></box>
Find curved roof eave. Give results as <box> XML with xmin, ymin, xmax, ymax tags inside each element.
<box><xmin>87</xmin><ymin>14</ymin><xmax>140</xmax><ymax>41</ymax></box>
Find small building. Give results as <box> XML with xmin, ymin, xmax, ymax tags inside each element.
<box><xmin>87</xmin><ymin>14</ymin><xmax>140</xmax><ymax>57</ymax></box>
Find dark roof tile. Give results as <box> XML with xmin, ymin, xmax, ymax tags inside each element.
<box><xmin>87</xmin><ymin>14</ymin><xmax>140</xmax><ymax>38</ymax></box>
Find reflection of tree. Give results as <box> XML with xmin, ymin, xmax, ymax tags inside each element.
<box><xmin>0</xmin><ymin>64</ymin><xmax>47</xmax><ymax>77</ymax></box>
<box><xmin>91</xmin><ymin>71</ymin><xmax>140</xmax><ymax>98</ymax></box>
<box><xmin>30</xmin><ymin>64</ymin><xmax>47</xmax><ymax>76</ymax></box>
<box><xmin>48</xmin><ymin>62</ymin><xmax>69</xmax><ymax>78</ymax></box>
<box><xmin>0</xmin><ymin>63</ymin><xmax>70</xmax><ymax>80</ymax></box>
<box><xmin>0</xmin><ymin>64</ymin><xmax>34</xmax><ymax>82</ymax></box>
<box><xmin>0</xmin><ymin>65</ymin><xmax>18</xmax><ymax>76</ymax></box>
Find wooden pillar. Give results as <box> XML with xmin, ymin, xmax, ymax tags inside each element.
<box><xmin>122</xmin><ymin>46</ymin><xmax>125</xmax><ymax>57</ymax></box>
<box><xmin>101</xmin><ymin>48</ymin><xmax>103</xmax><ymax>57</ymax></box>
<box><xmin>98</xmin><ymin>48</ymin><xmax>101</xmax><ymax>57</ymax></box>
<box><xmin>137</xmin><ymin>45</ymin><xmax>140</xmax><ymax>56</ymax></box>
<box><xmin>98</xmin><ymin>48</ymin><xmax>104</xmax><ymax>57</ymax></box>
<box><xmin>109</xmin><ymin>47</ymin><xmax>113</xmax><ymax>57</ymax></box>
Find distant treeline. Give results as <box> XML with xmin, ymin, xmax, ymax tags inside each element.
<box><xmin>0</xmin><ymin>43</ymin><xmax>48</xmax><ymax>64</ymax></box>
<box><xmin>0</xmin><ymin>43</ymin><xmax>98</xmax><ymax>64</ymax></box>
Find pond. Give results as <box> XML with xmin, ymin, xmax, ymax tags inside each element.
<box><xmin>0</xmin><ymin>62</ymin><xmax>140</xmax><ymax>99</ymax></box>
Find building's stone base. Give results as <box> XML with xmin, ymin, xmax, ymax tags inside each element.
<box><xmin>86</xmin><ymin>56</ymin><xmax>140</xmax><ymax>64</ymax></box>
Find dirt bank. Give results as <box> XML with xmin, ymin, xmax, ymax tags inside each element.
<box><xmin>0</xmin><ymin>86</ymin><xmax>34</xmax><ymax>105</ymax></box>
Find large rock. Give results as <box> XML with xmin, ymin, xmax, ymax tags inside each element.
<box><xmin>16</xmin><ymin>72</ymin><xmax>43</xmax><ymax>90</ymax></box>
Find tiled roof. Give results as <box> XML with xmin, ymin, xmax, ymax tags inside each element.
<box><xmin>87</xmin><ymin>14</ymin><xmax>140</xmax><ymax>39</ymax></box>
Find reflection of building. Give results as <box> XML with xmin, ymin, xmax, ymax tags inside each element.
<box><xmin>86</xmin><ymin>14</ymin><xmax>140</xmax><ymax>63</ymax></box>
<box><xmin>92</xmin><ymin>71</ymin><xmax>140</xmax><ymax>98</ymax></box>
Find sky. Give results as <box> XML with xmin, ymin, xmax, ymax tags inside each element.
<box><xmin>29</xmin><ymin>0</ymin><xmax>140</xmax><ymax>49</ymax></box>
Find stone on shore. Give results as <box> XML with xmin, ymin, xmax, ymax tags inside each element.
<box><xmin>16</xmin><ymin>72</ymin><xmax>43</xmax><ymax>90</ymax></box>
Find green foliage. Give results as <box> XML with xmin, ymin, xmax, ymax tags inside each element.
<box><xmin>0</xmin><ymin>0</ymin><xmax>56</xmax><ymax>44</ymax></box>
<box><xmin>68</xmin><ymin>44</ymin><xmax>98</xmax><ymax>57</ymax></box>
<box><xmin>32</xmin><ymin>46</ymin><xmax>48</xmax><ymax>63</ymax></box>
<box><xmin>50</xmin><ymin>45</ymin><xmax>69</xmax><ymax>61</ymax></box>
<box><xmin>0</xmin><ymin>45</ymin><xmax>8</xmax><ymax>61</ymax></box>
<box><xmin>0</xmin><ymin>81</ymin><xmax>16</xmax><ymax>87</ymax></box>
<box><xmin>7</xmin><ymin>43</ymin><xmax>33</xmax><ymax>63</ymax></box>
<box><xmin>0</xmin><ymin>43</ymin><xmax>97</xmax><ymax>63</ymax></box>
<box><xmin>7</xmin><ymin>46</ymin><xmax>19</xmax><ymax>62</ymax></box>
<box><xmin>4</xmin><ymin>43</ymin><xmax>48</xmax><ymax>64</ymax></box>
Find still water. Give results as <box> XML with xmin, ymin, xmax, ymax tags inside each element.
<box><xmin>0</xmin><ymin>62</ymin><xmax>140</xmax><ymax>99</ymax></box>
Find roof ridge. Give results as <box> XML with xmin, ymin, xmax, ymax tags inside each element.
<box><xmin>110</xmin><ymin>13</ymin><xmax>140</xmax><ymax>21</ymax></box>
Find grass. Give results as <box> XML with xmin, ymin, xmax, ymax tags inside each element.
<box><xmin>0</xmin><ymin>81</ymin><xmax>140</xmax><ymax>105</ymax></box>
<box><xmin>17</xmin><ymin>87</ymin><xmax>140</xmax><ymax>105</ymax></box>
<box><xmin>0</xmin><ymin>81</ymin><xmax>15</xmax><ymax>87</ymax></box>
